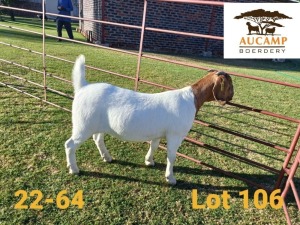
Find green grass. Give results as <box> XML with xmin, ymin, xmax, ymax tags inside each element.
<box><xmin>1</xmin><ymin>16</ymin><xmax>300</xmax><ymax>225</ymax></box>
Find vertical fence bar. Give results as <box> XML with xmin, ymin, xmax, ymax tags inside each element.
<box><xmin>281</xmin><ymin>147</ymin><xmax>300</xmax><ymax>225</ymax></box>
<box><xmin>204</xmin><ymin>6</ymin><xmax>216</xmax><ymax>52</ymax></box>
<box><xmin>274</xmin><ymin>123</ymin><xmax>300</xmax><ymax>189</ymax></box>
<box><xmin>135</xmin><ymin>0</ymin><xmax>148</xmax><ymax>91</ymax></box>
<box><xmin>42</xmin><ymin>0</ymin><xmax>47</xmax><ymax>100</ymax></box>
<box><xmin>101</xmin><ymin>0</ymin><xmax>105</xmax><ymax>44</ymax></box>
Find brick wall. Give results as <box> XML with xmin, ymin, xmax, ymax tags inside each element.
<box><xmin>81</xmin><ymin>0</ymin><xmax>293</xmax><ymax>56</ymax></box>
<box><xmin>81</xmin><ymin>0</ymin><xmax>102</xmax><ymax>41</ymax></box>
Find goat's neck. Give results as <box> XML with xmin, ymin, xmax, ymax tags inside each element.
<box><xmin>191</xmin><ymin>76</ymin><xmax>215</xmax><ymax>113</ymax></box>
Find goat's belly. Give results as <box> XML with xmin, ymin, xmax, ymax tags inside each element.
<box><xmin>105</xmin><ymin>125</ymin><xmax>165</xmax><ymax>142</ymax></box>
<box><xmin>103</xmin><ymin>107</ymin><xmax>167</xmax><ymax>141</ymax></box>
<box><xmin>104</xmin><ymin>118</ymin><xmax>192</xmax><ymax>142</ymax></box>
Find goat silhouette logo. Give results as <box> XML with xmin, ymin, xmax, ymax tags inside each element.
<box><xmin>234</xmin><ymin>9</ymin><xmax>292</xmax><ymax>36</ymax></box>
<box><xmin>224</xmin><ymin>3</ymin><xmax>299</xmax><ymax>59</ymax></box>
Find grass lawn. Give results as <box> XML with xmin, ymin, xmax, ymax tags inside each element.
<box><xmin>1</xmin><ymin>16</ymin><xmax>300</xmax><ymax>224</ymax></box>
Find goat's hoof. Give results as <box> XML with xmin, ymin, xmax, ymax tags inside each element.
<box><xmin>103</xmin><ymin>155</ymin><xmax>112</xmax><ymax>163</ymax></box>
<box><xmin>145</xmin><ymin>160</ymin><xmax>155</xmax><ymax>166</ymax></box>
<box><xmin>69</xmin><ymin>170</ymin><xmax>80</xmax><ymax>175</ymax></box>
<box><xmin>166</xmin><ymin>177</ymin><xmax>177</xmax><ymax>185</ymax></box>
<box><xmin>68</xmin><ymin>165</ymin><xmax>79</xmax><ymax>174</ymax></box>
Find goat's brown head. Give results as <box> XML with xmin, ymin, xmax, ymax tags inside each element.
<box><xmin>191</xmin><ymin>70</ymin><xmax>234</xmax><ymax>112</ymax></box>
<box><xmin>200</xmin><ymin>70</ymin><xmax>234</xmax><ymax>106</ymax></box>
<box><xmin>210</xmin><ymin>70</ymin><xmax>234</xmax><ymax>105</ymax></box>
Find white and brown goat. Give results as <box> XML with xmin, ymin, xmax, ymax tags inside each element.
<box><xmin>65</xmin><ymin>55</ymin><xmax>234</xmax><ymax>185</ymax></box>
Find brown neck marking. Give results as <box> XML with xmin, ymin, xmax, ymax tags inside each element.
<box><xmin>191</xmin><ymin>72</ymin><xmax>216</xmax><ymax>113</ymax></box>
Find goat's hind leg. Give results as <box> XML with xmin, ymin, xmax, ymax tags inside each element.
<box><xmin>65</xmin><ymin>138</ymin><xmax>82</xmax><ymax>174</ymax></box>
<box><xmin>93</xmin><ymin>133</ymin><xmax>112</xmax><ymax>163</ymax></box>
<box><xmin>145</xmin><ymin>138</ymin><xmax>160</xmax><ymax>166</ymax></box>
<box><xmin>165</xmin><ymin>136</ymin><xmax>184</xmax><ymax>185</ymax></box>
<box><xmin>65</xmin><ymin>128</ymin><xmax>93</xmax><ymax>174</ymax></box>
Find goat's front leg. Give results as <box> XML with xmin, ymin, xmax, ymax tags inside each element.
<box><xmin>93</xmin><ymin>133</ymin><xmax>112</xmax><ymax>162</ymax></box>
<box><xmin>165</xmin><ymin>136</ymin><xmax>184</xmax><ymax>185</ymax></box>
<box><xmin>145</xmin><ymin>138</ymin><xmax>160</xmax><ymax>166</ymax></box>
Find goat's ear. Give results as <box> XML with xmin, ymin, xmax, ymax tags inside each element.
<box><xmin>208</xmin><ymin>69</ymin><xmax>218</xmax><ymax>73</ymax></box>
<box><xmin>212</xmin><ymin>76</ymin><xmax>226</xmax><ymax>106</ymax></box>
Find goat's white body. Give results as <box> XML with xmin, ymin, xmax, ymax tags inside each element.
<box><xmin>65</xmin><ymin>55</ymin><xmax>197</xmax><ymax>185</ymax></box>
<box><xmin>72</xmin><ymin>83</ymin><xmax>196</xmax><ymax>142</ymax></box>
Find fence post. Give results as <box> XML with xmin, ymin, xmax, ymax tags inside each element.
<box><xmin>275</xmin><ymin>123</ymin><xmax>300</xmax><ymax>190</ymax></box>
<box><xmin>42</xmin><ymin>0</ymin><xmax>47</xmax><ymax>101</ymax></box>
<box><xmin>135</xmin><ymin>0</ymin><xmax>148</xmax><ymax>91</ymax></box>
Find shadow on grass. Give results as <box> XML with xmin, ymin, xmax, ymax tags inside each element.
<box><xmin>146</xmin><ymin>50</ymin><xmax>300</xmax><ymax>74</ymax></box>
<box><xmin>189</xmin><ymin>130</ymin><xmax>284</xmax><ymax>163</ymax></box>
<box><xmin>199</xmin><ymin>106</ymin><xmax>295</xmax><ymax>136</ymax></box>
<box><xmin>0</xmin><ymin>27</ymin><xmax>45</xmax><ymax>41</ymax></box>
<box><xmin>79</xmin><ymin>169</ymin><xmax>248</xmax><ymax>195</ymax></box>
<box><xmin>0</xmin><ymin>26</ymin><xmax>76</xmax><ymax>44</ymax></box>
<box><xmin>209</xmin><ymin>58</ymin><xmax>300</xmax><ymax>74</ymax></box>
<box><xmin>79</xmin><ymin>160</ymin><xmax>300</xmax><ymax>201</ymax></box>
<box><xmin>7</xmin><ymin>19</ymin><xmax>57</xmax><ymax>30</ymax></box>
<box><xmin>0</xmin><ymin>20</ymin><xmax>78</xmax><ymax>44</ymax></box>
<box><xmin>1</xmin><ymin>15</ymin><xmax>58</xmax><ymax>30</ymax></box>
<box><xmin>190</xmin><ymin>121</ymin><xmax>290</xmax><ymax>153</ymax></box>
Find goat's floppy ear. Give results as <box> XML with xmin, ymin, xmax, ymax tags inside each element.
<box><xmin>212</xmin><ymin>76</ymin><xmax>226</xmax><ymax>106</ymax></box>
<box><xmin>208</xmin><ymin>69</ymin><xmax>218</xmax><ymax>73</ymax></box>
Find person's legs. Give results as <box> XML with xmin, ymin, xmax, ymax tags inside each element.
<box><xmin>56</xmin><ymin>19</ymin><xmax>63</xmax><ymax>41</ymax></box>
<box><xmin>64</xmin><ymin>21</ymin><xmax>74</xmax><ymax>39</ymax></box>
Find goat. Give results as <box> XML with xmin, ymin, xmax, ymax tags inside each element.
<box><xmin>65</xmin><ymin>55</ymin><xmax>234</xmax><ymax>185</ymax></box>
<box><xmin>265</xmin><ymin>27</ymin><xmax>276</xmax><ymax>36</ymax></box>
<box><xmin>246</xmin><ymin>22</ymin><xmax>259</xmax><ymax>35</ymax></box>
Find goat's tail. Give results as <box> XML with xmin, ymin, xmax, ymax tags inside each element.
<box><xmin>72</xmin><ymin>55</ymin><xmax>88</xmax><ymax>93</ymax></box>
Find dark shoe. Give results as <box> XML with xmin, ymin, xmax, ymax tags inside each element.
<box><xmin>57</xmin><ymin>39</ymin><xmax>62</xmax><ymax>42</ymax></box>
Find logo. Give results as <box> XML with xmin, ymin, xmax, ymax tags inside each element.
<box><xmin>235</xmin><ymin>9</ymin><xmax>292</xmax><ymax>36</ymax></box>
<box><xmin>224</xmin><ymin>3</ymin><xmax>300</xmax><ymax>59</ymax></box>
<box><xmin>235</xmin><ymin>9</ymin><xmax>291</xmax><ymax>54</ymax></box>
